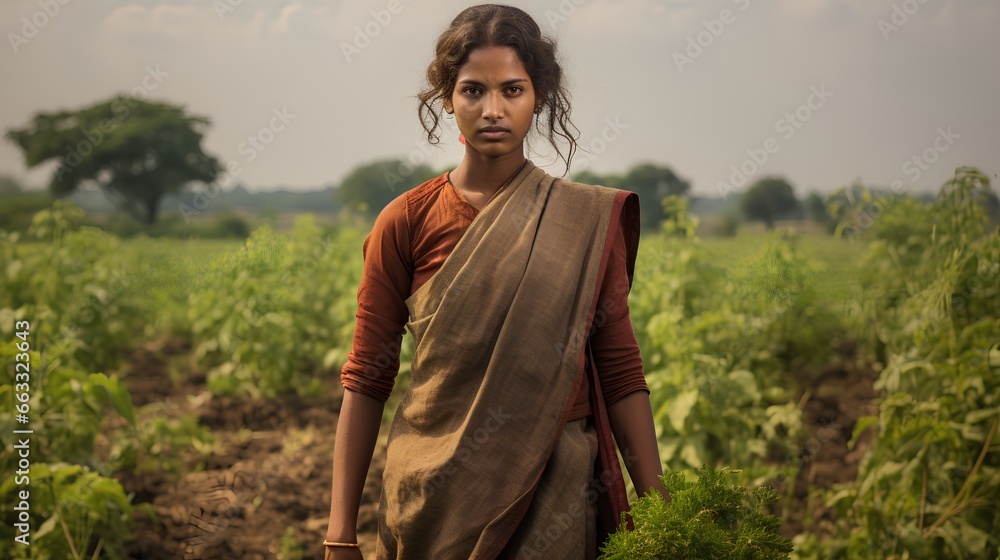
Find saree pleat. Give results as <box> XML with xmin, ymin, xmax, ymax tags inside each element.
<box><xmin>376</xmin><ymin>159</ymin><xmax>639</xmax><ymax>559</ymax></box>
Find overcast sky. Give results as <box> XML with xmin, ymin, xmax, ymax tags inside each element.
<box><xmin>1</xmin><ymin>0</ymin><xmax>997</xmax><ymax>197</ymax></box>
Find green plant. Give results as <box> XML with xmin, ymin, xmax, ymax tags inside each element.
<box><xmin>598</xmin><ymin>466</ymin><xmax>793</xmax><ymax>560</ymax></box>
<box><xmin>812</xmin><ymin>167</ymin><xmax>1000</xmax><ymax>559</ymax></box>
<box><xmin>183</xmin><ymin>215</ymin><xmax>368</xmax><ymax>397</ymax></box>
<box><xmin>0</xmin><ymin>463</ymin><xmax>135</xmax><ymax>560</ymax></box>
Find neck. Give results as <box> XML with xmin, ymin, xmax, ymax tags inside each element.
<box><xmin>450</xmin><ymin>150</ymin><xmax>528</xmax><ymax>196</ymax></box>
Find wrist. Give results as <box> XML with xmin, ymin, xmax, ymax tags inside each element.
<box><xmin>325</xmin><ymin>528</ymin><xmax>358</xmax><ymax>542</ymax></box>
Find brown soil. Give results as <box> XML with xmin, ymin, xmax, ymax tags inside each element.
<box><xmin>775</xmin><ymin>337</ymin><xmax>881</xmax><ymax>539</ymax></box>
<box><xmin>110</xmin><ymin>334</ymin><xmax>879</xmax><ymax>558</ymax></box>
<box><xmin>112</xmin><ymin>336</ymin><xmax>384</xmax><ymax>559</ymax></box>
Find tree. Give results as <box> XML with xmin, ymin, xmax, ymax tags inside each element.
<box><xmin>0</xmin><ymin>174</ymin><xmax>23</xmax><ymax>195</ymax></box>
<box><xmin>570</xmin><ymin>169</ymin><xmax>622</xmax><ymax>189</ymax></box>
<box><xmin>805</xmin><ymin>192</ymin><xmax>835</xmax><ymax>234</ymax></box>
<box><xmin>334</xmin><ymin>159</ymin><xmax>438</xmax><ymax>218</ymax></box>
<box><xmin>5</xmin><ymin>96</ymin><xmax>221</xmax><ymax>223</ymax></box>
<box><xmin>621</xmin><ymin>163</ymin><xmax>690</xmax><ymax>230</ymax></box>
<box><xmin>740</xmin><ymin>177</ymin><xmax>799</xmax><ymax>230</ymax></box>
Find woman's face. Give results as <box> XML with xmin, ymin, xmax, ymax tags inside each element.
<box><xmin>445</xmin><ymin>45</ymin><xmax>537</xmax><ymax>160</ymax></box>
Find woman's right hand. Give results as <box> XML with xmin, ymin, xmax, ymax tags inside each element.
<box><xmin>324</xmin><ymin>545</ymin><xmax>364</xmax><ymax>560</ymax></box>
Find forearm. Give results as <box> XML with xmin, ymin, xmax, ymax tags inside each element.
<box><xmin>326</xmin><ymin>387</ymin><xmax>385</xmax><ymax>541</ymax></box>
<box><xmin>607</xmin><ymin>390</ymin><xmax>671</xmax><ymax>502</ymax></box>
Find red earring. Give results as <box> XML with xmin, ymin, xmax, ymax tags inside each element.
<box><xmin>459</xmin><ymin>133</ymin><xmax>465</xmax><ymax>145</ymax></box>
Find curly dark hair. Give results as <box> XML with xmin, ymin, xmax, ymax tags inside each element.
<box><xmin>416</xmin><ymin>4</ymin><xmax>580</xmax><ymax>176</ymax></box>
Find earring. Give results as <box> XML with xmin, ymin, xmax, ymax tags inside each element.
<box><xmin>459</xmin><ymin>133</ymin><xmax>465</xmax><ymax>145</ymax></box>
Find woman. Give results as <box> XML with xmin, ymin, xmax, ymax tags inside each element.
<box><xmin>325</xmin><ymin>5</ymin><xmax>670</xmax><ymax>559</ymax></box>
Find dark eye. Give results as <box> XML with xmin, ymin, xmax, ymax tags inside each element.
<box><xmin>506</xmin><ymin>86</ymin><xmax>523</xmax><ymax>95</ymax></box>
<box><xmin>463</xmin><ymin>86</ymin><xmax>482</xmax><ymax>96</ymax></box>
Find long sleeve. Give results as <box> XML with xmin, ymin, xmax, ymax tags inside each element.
<box><xmin>591</xmin><ymin>221</ymin><xmax>648</xmax><ymax>407</ymax></box>
<box><xmin>339</xmin><ymin>195</ymin><xmax>413</xmax><ymax>402</ymax></box>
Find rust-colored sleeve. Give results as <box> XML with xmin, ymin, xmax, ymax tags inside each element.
<box><xmin>591</xmin><ymin>221</ymin><xmax>649</xmax><ymax>407</ymax></box>
<box><xmin>339</xmin><ymin>195</ymin><xmax>412</xmax><ymax>402</ymax></box>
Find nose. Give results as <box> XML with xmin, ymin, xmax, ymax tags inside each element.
<box><xmin>482</xmin><ymin>90</ymin><xmax>504</xmax><ymax>120</ymax></box>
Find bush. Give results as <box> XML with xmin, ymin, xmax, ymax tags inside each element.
<box><xmin>599</xmin><ymin>466</ymin><xmax>793</xmax><ymax>560</ymax></box>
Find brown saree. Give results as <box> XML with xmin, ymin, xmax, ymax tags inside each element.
<box><xmin>376</xmin><ymin>159</ymin><xmax>640</xmax><ymax>559</ymax></box>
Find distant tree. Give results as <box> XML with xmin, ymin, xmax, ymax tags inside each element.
<box><xmin>0</xmin><ymin>174</ymin><xmax>23</xmax><ymax>195</ymax></box>
<box><xmin>5</xmin><ymin>96</ymin><xmax>221</xmax><ymax>223</ymax></box>
<box><xmin>335</xmin><ymin>159</ymin><xmax>437</xmax><ymax>218</ymax></box>
<box><xmin>741</xmin><ymin>177</ymin><xmax>799</xmax><ymax>230</ymax></box>
<box><xmin>570</xmin><ymin>169</ymin><xmax>622</xmax><ymax>188</ymax></box>
<box><xmin>805</xmin><ymin>192</ymin><xmax>836</xmax><ymax>234</ymax></box>
<box><xmin>621</xmin><ymin>163</ymin><xmax>690</xmax><ymax>230</ymax></box>
<box><xmin>978</xmin><ymin>188</ymin><xmax>1000</xmax><ymax>228</ymax></box>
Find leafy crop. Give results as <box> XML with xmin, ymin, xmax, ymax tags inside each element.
<box><xmin>796</xmin><ymin>167</ymin><xmax>1000</xmax><ymax>559</ymax></box>
<box><xmin>599</xmin><ymin>466</ymin><xmax>793</xmax><ymax>560</ymax></box>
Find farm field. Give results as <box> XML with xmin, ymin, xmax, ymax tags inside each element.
<box><xmin>1</xmin><ymin>168</ymin><xmax>998</xmax><ymax>559</ymax></box>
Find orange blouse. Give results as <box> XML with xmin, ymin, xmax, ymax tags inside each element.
<box><xmin>339</xmin><ymin>172</ymin><xmax>649</xmax><ymax>421</ymax></box>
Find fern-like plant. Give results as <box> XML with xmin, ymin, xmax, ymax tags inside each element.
<box><xmin>599</xmin><ymin>466</ymin><xmax>793</xmax><ymax>560</ymax></box>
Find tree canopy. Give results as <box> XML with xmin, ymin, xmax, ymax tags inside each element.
<box><xmin>5</xmin><ymin>96</ymin><xmax>221</xmax><ymax>223</ymax></box>
<box><xmin>573</xmin><ymin>163</ymin><xmax>689</xmax><ymax>230</ymax></box>
<box><xmin>334</xmin><ymin>159</ymin><xmax>440</xmax><ymax>218</ymax></box>
<box><xmin>740</xmin><ymin>177</ymin><xmax>800</xmax><ymax>230</ymax></box>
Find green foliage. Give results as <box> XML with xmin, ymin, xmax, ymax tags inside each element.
<box><xmin>113</xmin><ymin>410</ymin><xmax>216</xmax><ymax>478</ymax></box>
<box><xmin>805</xmin><ymin>192</ymin><xmax>835</xmax><ymax>234</ymax></box>
<box><xmin>5</xmin><ymin>96</ymin><xmax>222</xmax><ymax>223</ymax></box>
<box><xmin>0</xmin><ymin>191</ymin><xmax>54</xmax><ymax>232</ymax></box>
<box><xmin>599</xmin><ymin>466</ymin><xmax>793</xmax><ymax>560</ymax></box>
<box><xmin>622</xmin><ymin>162</ymin><xmax>691</xmax><ymax>230</ymax></box>
<box><xmin>630</xmin><ymin>229</ymin><xmax>849</xmax><ymax>493</ymax></box>
<box><xmin>0</xmin><ymin>172</ymin><xmax>25</xmax><ymax>193</ymax></box>
<box><xmin>661</xmin><ymin>194</ymin><xmax>700</xmax><ymax>238</ymax></box>
<box><xmin>1</xmin><ymin>463</ymin><xmax>134</xmax><ymax>560</ymax></box>
<box><xmin>0</xmin><ymin>353</ymin><xmax>137</xmax><ymax>559</ymax></box>
<box><xmin>570</xmin><ymin>169</ymin><xmax>623</xmax><ymax>189</ymax></box>
<box><xmin>714</xmin><ymin>211</ymin><xmax>742</xmax><ymax>237</ymax></box>
<box><xmin>277</xmin><ymin>526</ymin><xmax>307</xmax><ymax>560</ymax></box>
<box><xmin>334</xmin><ymin>158</ymin><xmax>438</xmax><ymax>218</ymax></box>
<box><xmin>89</xmin><ymin>210</ymin><xmax>252</xmax><ymax>239</ymax></box>
<box><xmin>182</xmin><ymin>215</ymin><xmax>367</xmax><ymax>397</ymax></box>
<box><xmin>0</xmin><ymin>200</ymin><xmax>150</xmax><ymax>372</ymax></box>
<box><xmin>741</xmin><ymin>177</ymin><xmax>800</xmax><ymax>230</ymax></box>
<box><xmin>811</xmin><ymin>167</ymin><xmax>1000</xmax><ymax>559</ymax></box>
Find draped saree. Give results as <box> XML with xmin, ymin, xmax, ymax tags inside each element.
<box><xmin>375</xmin><ymin>159</ymin><xmax>640</xmax><ymax>559</ymax></box>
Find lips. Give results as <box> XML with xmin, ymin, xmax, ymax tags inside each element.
<box><xmin>478</xmin><ymin>126</ymin><xmax>510</xmax><ymax>139</ymax></box>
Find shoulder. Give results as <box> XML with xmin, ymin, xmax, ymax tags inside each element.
<box><xmin>552</xmin><ymin>177</ymin><xmax>639</xmax><ymax>208</ymax></box>
<box><xmin>374</xmin><ymin>172</ymin><xmax>449</xmax><ymax>231</ymax></box>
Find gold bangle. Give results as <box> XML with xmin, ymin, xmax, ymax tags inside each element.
<box><xmin>323</xmin><ymin>540</ymin><xmax>360</xmax><ymax>548</ymax></box>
